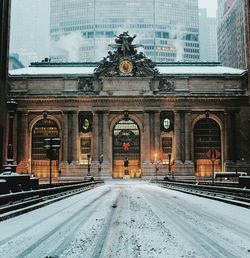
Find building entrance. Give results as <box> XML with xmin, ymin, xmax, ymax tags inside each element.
<box><xmin>31</xmin><ymin>119</ymin><xmax>59</xmax><ymax>178</ymax></box>
<box><xmin>113</xmin><ymin>119</ymin><xmax>140</xmax><ymax>178</ymax></box>
<box><xmin>194</xmin><ymin>118</ymin><xmax>222</xmax><ymax>177</ymax></box>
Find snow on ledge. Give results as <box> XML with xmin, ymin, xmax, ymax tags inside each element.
<box><xmin>9</xmin><ymin>64</ymin><xmax>246</xmax><ymax>77</ymax></box>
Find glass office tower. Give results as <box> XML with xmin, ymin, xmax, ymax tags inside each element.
<box><xmin>50</xmin><ymin>0</ymin><xmax>199</xmax><ymax>62</ymax></box>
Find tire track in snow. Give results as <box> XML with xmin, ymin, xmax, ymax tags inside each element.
<box><xmin>151</xmin><ymin>185</ymin><xmax>250</xmax><ymax>255</ymax></box>
<box><xmin>10</xmin><ymin>187</ymin><xmax>111</xmax><ymax>258</ymax></box>
<box><xmin>47</xmin><ymin>187</ymin><xmax>119</xmax><ymax>257</ymax></box>
<box><xmin>166</xmin><ymin>189</ymin><xmax>250</xmax><ymax>240</ymax></box>
<box><xmin>142</xmin><ymin>186</ymin><xmax>244</xmax><ymax>258</ymax></box>
<box><xmin>95</xmin><ymin>187</ymin><xmax>132</xmax><ymax>258</ymax></box>
<box><xmin>90</xmin><ymin>191</ymin><xmax>121</xmax><ymax>258</ymax></box>
<box><xmin>0</xmin><ymin>186</ymin><xmax>105</xmax><ymax>247</ymax></box>
<box><xmin>127</xmin><ymin>187</ymin><xmax>194</xmax><ymax>258</ymax></box>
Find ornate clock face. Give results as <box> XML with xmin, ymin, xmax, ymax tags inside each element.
<box><xmin>119</xmin><ymin>60</ymin><xmax>133</xmax><ymax>74</ymax></box>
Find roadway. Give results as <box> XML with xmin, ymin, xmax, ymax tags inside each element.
<box><xmin>0</xmin><ymin>180</ymin><xmax>249</xmax><ymax>258</ymax></box>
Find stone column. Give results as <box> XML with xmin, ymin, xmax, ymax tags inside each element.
<box><xmin>71</xmin><ymin>111</ymin><xmax>78</xmax><ymax>163</ymax></box>
<box><xmin>233</xmin><ymin>111</ymin><xmax>240</xmax><ymax>161</ymax></box>
<box><xmin>141</xmin><ymin>111</ymin><xmax>151</xmax><ymax>177</ymax></box>
<box><xmin>21</xmin><ymin>111</ymin><xmax>28</xmax><ymax>163</ymax></box>
<box><xmin>174</xmin><ymin>111</ymin><xmax>182</xmax><ymax>163</ymax></box>
<box><xmin>103</xmin><ymin>112</ymin><xmax>110</xmax><ymax>161</ymax></box>
<box><xmin>154</xmin><ymin>111</ymin><xmax>160</xmax><ymax>156</ymax></box>
<box><xmin>92</xmin><ymin>111</ymin><xmax>99</xmax><ymax>162</ymax></box>
<box><xmin>142</xmin><ymin>112</ymin><xmax>150</xmax><ymax>162</ymax></box>
<box><xmin>98</xmin><ymin>111</ymin><xmax>104</xmax><ymax>158</ymax></box>
<box><xmin>62</xmin><ymin>112</ymin><xmax>69</xmax><ymax>163</ymax></box>
<box><xmin>184</xmin><ymin>111</ymin><xmax>191</xmax><ymax>162</ymax></box>
<box><xmin>102</xmin><ymin>111</ymin><xmax>111</xmax><ymax>177</ymax></box>
<box><xmin>224</xmin><ymin>112</ymin><xmax>233</xmax><ymax>163</ymax></box>
<box><xmin>15</xmin><ymin>111</ymin><xmax>28</xmax><ymax>166</ymax></box>
<box><xmin>149</xmin><ymin>111</ymin><xmax>155</xmax><ymax>158</ymax></box>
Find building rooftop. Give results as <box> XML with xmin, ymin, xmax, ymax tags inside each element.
<box><xmin>9</xmin><ymin>62</ymin><xmax>247</xmax><ymax>77</ymax></box>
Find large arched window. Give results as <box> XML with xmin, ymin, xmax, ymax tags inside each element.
<box><xmin>194</xmin><ymin>118</ymin><xmax>221</xmax><ymax>177</ymax></box>
<box><xmin>31</xmin><ymin>118</ymin><xmax>59</xmax><ymax>178</ymax></box>
<box><xmin>113</xmin><ymin>119</ymin><xmax>140</xmax><ymax>178</ymax></box>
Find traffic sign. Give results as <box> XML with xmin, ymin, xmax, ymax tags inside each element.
<box><xmin>206</xmin><ymin>147</ymin><xmax>220</xmax><ymax>161</ymax></box>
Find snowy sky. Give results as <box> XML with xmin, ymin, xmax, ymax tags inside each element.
<box><xmin>198</xmin><ymin>0</ymin><xmax>218</xmax><ymax>17</ymax></box>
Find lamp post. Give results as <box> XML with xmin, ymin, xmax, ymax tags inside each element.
<box><xmin>98</xmin><ymin>154</ymin><xmax>103</xmax><ymax>180</ymax></box>
<box><xmin>154</xmin><ymin>154</ymin><xmax>158</xmax><ymax>179</ymax></box>
<box><xmin>3</xmin><ymin>99</ymin><xmax>18</xmax><ymax>173</ymax></box>
<box><xmin>87</xmin><ymin>154</ymin><xmax>91</xmax><ymax>176</ymax></box>
<box><xmin>44</xmin><ymin>137</ymin><xmax>61</xmax><ymax>186</ymax></box>
<box><xmin>168</xmin><ymin>153</ymin><xmax>171</xmax><ymax>175</ymax></box>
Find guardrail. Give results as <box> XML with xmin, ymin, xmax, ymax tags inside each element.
<box><xmin>157</xmin><ymin>180</ymin><xmax>250</xmax><ymax>196</ymax></box>
<box><xmin>0</xmin><ymin>180</ymin><xmax>103</xmax><ymax>207</ymax></box>
<box><xmin>38</xmin><ymin>179</ymin><xmax>96</xmax><ymax>189</ymax></box>
<box><xmin>155</xmin><ymin>180</ymin><xmax>250</xmax><ymax>208</ymax></box>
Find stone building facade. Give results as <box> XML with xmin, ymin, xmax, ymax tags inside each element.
<box><xmin>8</xmin><ymin>48</ymin><xmax>250</xmax><ymax>179</ymax></box>
<box><xmin>1</xmin><ymin>1</ymin><xmax>250</xmax><ymax>180</ymax></box>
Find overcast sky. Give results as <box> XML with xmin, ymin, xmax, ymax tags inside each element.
<box><xmin>199</xmin><ymin>0</ymin><xmax>217</xmax><ymax>17</ymax></box>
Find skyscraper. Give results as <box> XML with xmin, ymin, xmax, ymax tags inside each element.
<box><xmin>50</xmin><ymin>0</ymin><xmax>199</xmax><ymax>62</ymax></box>
<box><xmin>217</xmin><ymin>0</ymin><xmax>247</xmax><ymax>69</ymax></box>
<box><xmin>10</xmin><ymin>0</ymin><xmax>50</xmax><ymax>67</ymax></box>
<box><xmin>224</xmin><ymin>0</ymin><xmax>235</xmax><ymax>13</ymax></box>
<box><xmin>217</xmin><ymin>0</ymin><xmax>225</xmax><ymax>21</ymax></box>
<box><xmin>199</xmin><ymin>8</ymin><xmax>218</xmax><ymax>62</ymax></box>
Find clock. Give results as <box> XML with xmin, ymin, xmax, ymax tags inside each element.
<box><xmin>119</xmin><ymin>59</ymin><xmax>133</xmax><ymax>74</ymax></box>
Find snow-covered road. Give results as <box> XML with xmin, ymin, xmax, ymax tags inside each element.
<box><xmin>0</xmin><ymin>180</ymin><xmax>249</xmax><ymax>258</ymax></box>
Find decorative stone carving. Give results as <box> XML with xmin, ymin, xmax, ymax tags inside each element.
<box><xmin>78</xmin><ymin>78</ymin><xmax>94</xmax><ymax>94</ymax></box>
<box><xmin>94</xmin><ymin>32</ymin><xmax>158</xmax><ymax>77</ymax></box>
<box><xmin>158</xmin><ymin>78</ymin><xmax>175</xmax><ymax>92</ymax></box>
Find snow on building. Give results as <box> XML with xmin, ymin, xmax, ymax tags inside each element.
<box><xmin>8</xmin><ymin>32</ymin><xmax>250</xmax><ymax>180</ymax></box>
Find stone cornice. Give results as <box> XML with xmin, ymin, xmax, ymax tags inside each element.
<box><xmin>13</xmin><ymin>95</ymin><xmax>250</xmax><ymax>111</ymax></box>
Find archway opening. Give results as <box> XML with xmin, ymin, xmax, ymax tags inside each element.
<box><xmin>194</xmin><ymin>118</ymin><xmax>222</xmax><ymax>177</ymax></box>
<box><xmin>113</xmin><ymin>119</ymin><xmax>140</xmax><ymax>178</ymax></box>
<box><xmin>31</xmin><ymin>118</ymin><xmax>59</xmax><ymax>179</ymax></box>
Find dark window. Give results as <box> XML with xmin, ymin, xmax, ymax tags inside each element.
<box><xmin>194</xmin><ymin>118</ymin><xmax>221</xmax><ymax>176</ymax></box>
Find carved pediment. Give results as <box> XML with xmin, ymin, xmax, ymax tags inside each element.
<box><xmin>94</xmin><ymin>32</ymin><xmax>158</xmax><ymax>77</ymax></box>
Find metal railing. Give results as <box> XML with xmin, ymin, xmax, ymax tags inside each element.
<box><xmin>0</xmin><ymin>180</ymin><xmax>103</xmax><ymax>219</ymax></box>
<box><xmin>155</xmin><ymin>180</ymin><xmax>250</xmax><ymax>208</ymax></box>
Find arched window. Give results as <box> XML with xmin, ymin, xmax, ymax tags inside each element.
<box><xmin>31</xmin><ymin>118</ymin><xmax>59</xmax><ymax>178</ymax></box>
<box><xmin>194</xmin><ymin>118</ymin><xmax>221</xmax><ymax>177</ymax></box>
<box><xmin>113</xmin><ymin>119</ymin><xmax>140</xmax><ymax>178</ymax></box>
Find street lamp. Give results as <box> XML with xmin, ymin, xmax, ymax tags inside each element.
<box><xmin>168</xmin><ymin>153</ymin><xmax>171</xmax><ymax>175</ymax></box>
<box><xmin>87</xmin><ymin>154</ymin><xmax>91</xmax><ymax>176</ymax></box>
<box><xmin>44</xmin><ymin>137</ymin><xmax>61</xmax><ymax>186</ymax></box>
<box><xmin>167</xmin><ymin>153</ymin><xmax>175</xmax><ymax>180</ymax></box>
<box><xmin>3</xmin><ymin>99</ymin><xmax>18</xmax><ymax>173</ymax></box>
